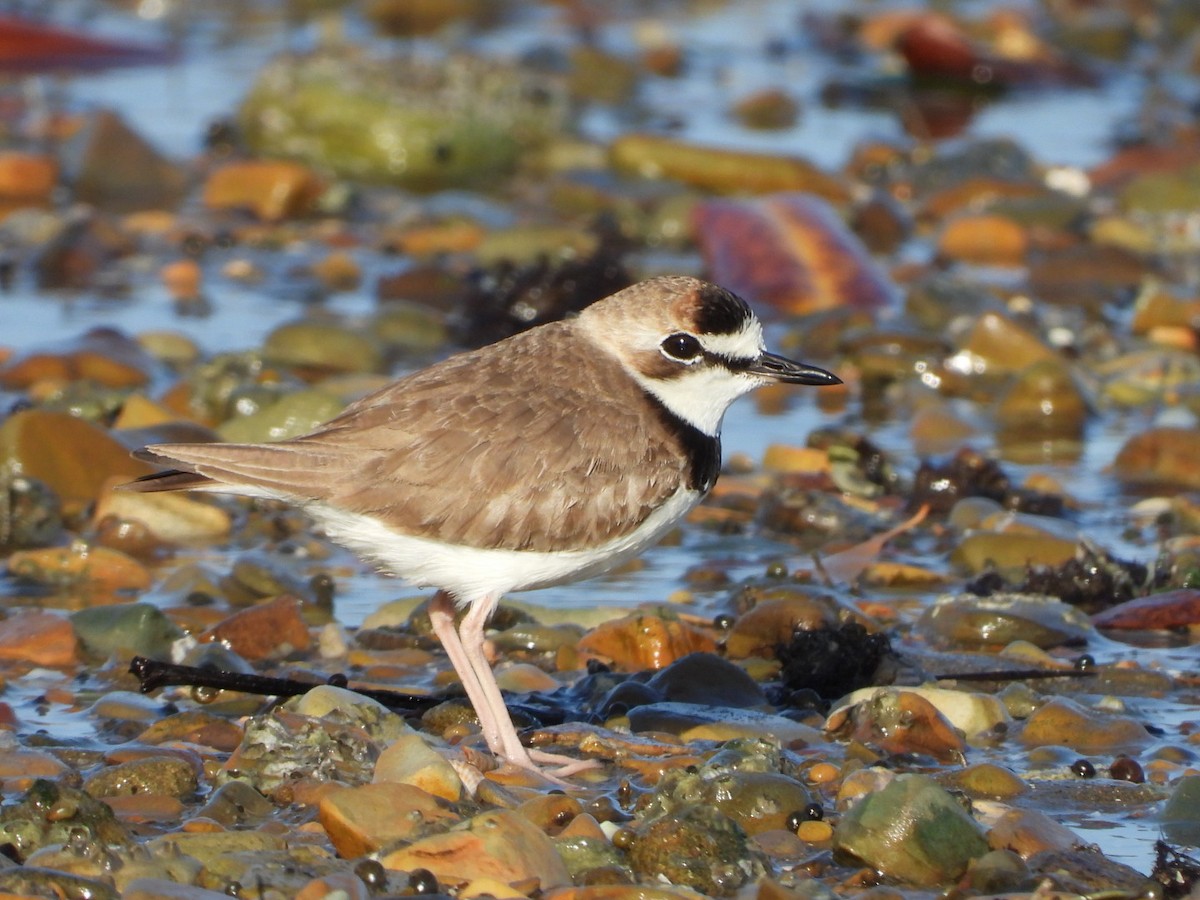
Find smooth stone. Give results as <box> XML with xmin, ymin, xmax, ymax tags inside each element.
<box><xmin>627</xmin><ymin>702</ymin><xmax>823</xmax><ymax>746</ymax></box>
<box><xmin>71</xmin><ymin>109</ymin><xmax>187</xmax><ymax>213</ymax></box>
<box><xmin>0</xmin><ymin>327</ymin><xmax>155</xmax><ymax>390</ymax></box>
<box><xmin>644</xmin><ymin>652</ymin><xmax>767</xmax><ymax>708</ymax></box>
<box><xmin>262</xmin><ymin>320</ymin><xmax>383</xmax><ymax>374</ymax></box>
<box><xmin>379</xmin><ymin>809</ymin><xmax>571</xmax><ymax>889</ymax></box>
<box><xmin>495</xmin><ymin>662</ymin><xmax>561</xmax><ymax>693</ymax></box>
<box><xmin>693</xmin><ymin>193</ymin><xmax>893</xmax><ymax>317</ymax></box>
<box><xmin>201</xmin><ymin>595</ymin><xmax>312</xmax><ymax>661</ymax></box>
<box><xmin>965</xmin><ymin>849</ymin><xmax>1033</xmax><ymax>893</ymax></box>
<box><xmin>996</xmin><ymin>360</ymin><xmax>1089</xmax><ymax>437</ymax></box>
<box><xmin>89</xmin><ymin>690</ymin><xmax>171</xmax><ymax>723</ymax></box>
<box><xmin>491</xmin><ymin>622</ymin><xmax>584</xmax><ymax>654</ymax></box>
<box><xmin>577</xmin><ymin>614</ymin><xmax>716</xmax><ymax>671</ymax></box>
<box><xmin>0</xmin><ymin>151</ymin><xmax>56</xmax><ymax>213</ymax></box>
<box><xmin>0</xmin><ymin>869</ymin><xmax>118</xmax><ymax>900</ymax></box>
<box><xmin>319</xmin><ymin>781</ymin><xmax>458</xmax><ymax>857</ymax></box>
<box><xmin>146</xmin><ymin>831</ymin><xmax>287</xmax><ymax>873</ymax></box>
<box><xmin>1161</xmin><ymin>774</ymin><xmax>1200</xmax><ymax>845</ymax></box>
<box><xmin>1113</xmin><ymin>427</ymin><xmax>1200</xmax><ymax>489</ymax></box>
<box><xmin>613</xmin><ymin>134</ymin><xmax>849</xmax><ymax>201</ymax></box>
<box><xmin>8</xmin><ymin>544</ymin><xmax>150</xmax><ymax>594</ymax></box>
<box><xmin>71</xmin><ymin>602</ymin><xmax>183</xmax><ymax>659</ymax></box>
<box><xmin>725</xmin><ymin>596</ymin><xmax>839</xmax><ymax>659</ymax></box>
<box><xmin>939</xmin><ymin>765</ymin><xmax>1027</xmax><ymax>806</ymax></box>
<box><xmin>0</xmin><ymin>609</ymin><xmax>79</xmax><ymax>667</ymax></box>
<box><xmin>951</xmin><ymin>531</ymin><xmax>1078</xmax><ymax>574</ymax></box>
<box><xmin>0</xmin><ymin>409</ymin><xmax>151</xmax><ymax>511</ymax></box>
<box><xmin>937</xmin><ymin>214</ymin><xmax>1028</xmax><ymax>266</ymax></box>
<box><xmin>241</xmin><ymin>51</ymin><xmax>567</xmax><ymax>190</ymax></box>
<box><xmin>287</xmin><ymin>684</ymin><xmax>412</xmax><ymax>745</ymax></box>
<box><xmin>834</xmin><ymin>773</ymin><xmax>989</xmax><ymax>886</ymax></box>
<box><xmin>987</xmin><ymin>808</ymin><xmax>1078</xmax><ymax>858</ymax></box>
<box><xmin>374</xmin><ymin>733</ymin><xmax>463</xmax><ymax>802</ymax></box>
<box><xmin>1019</xmin><ymin>697</ymin><xmax>1151</xmax><ymax>752</ymax></box>
<box><xmin>826</xmin><ymin>687</ymin><xmax>966</xmax><ymax>763</ymax></box>
<box><xmin>202</xmin><ymin>160</ymin><xmax>324</xmax><ymax>220</ymax></box>
<box><xmin>958</xmin><ymin>312</ymin><xmax>1056</xmax><ymax>376</ymax></box>
<box><xmin>194</xmin><ymin>781</ymin><xmax>274</xmax><ymax>827</ymax></box>
<box><xmin>217</xmin><ymin>388</ymin><xmax>347</xmax><ymax>443</ymax></box>
<box><xmin>295</xmin><ymin>872</ymin><xmax>372</xmax><ymax>900</ymax></box>
<box><xmin>831</xmin><ymin>685</ymin><xmax>1010</xmax><ymax>741</ymax></box>
<box><xmin>0</xmin><ymin>749</ymin><xmax>74</xmax><ymax>789</ymax></box>
<box><xmin>84</xmin><ymin>755</ymin><xmax>199</xmax><ymax>800</ymax></box>
<box><xmin>916</xmin><ymin>593</ymin><xmax>1093</xmax><ymax>649</ymax></box>
<box><xmin>94</xmin><ymin>481</ymin><xmax>231</xmax><ymax>544</ymax></box>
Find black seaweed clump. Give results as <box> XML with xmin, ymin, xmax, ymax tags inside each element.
<box><xmin>775</xmin><ymin>622</ymin><xmax>895</xmax><ymax>706</ymax></box>
<box><xmin>965</xmin><ymin>545</ymin><xmax>1150</xmax><ymax>614</ymax></box>
<box><xmin>911</xmin><ymin>448</ymin><xmax>1063</xmax><ymax>517</ymax></box>
<box><xmin>456</xmin><ymin>219</ymin><xmax>632</xmax><ymax>347</ymax></box>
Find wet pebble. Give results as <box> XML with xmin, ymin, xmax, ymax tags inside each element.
<box><xmin>577</xmin><ymin>613</ymin><xmax>716</xmax><ymax>671</ymax></box>
<box><xmin>379</xmin><ymin>809</ymin><xmax>571</xmax><ymax>889</ymax></box>
<box><xmin>1019</xmin><ymin>696</ymin><xmax>1152</xmax><ymax>752</ymax></box>
<box><xmin>71</xmin><ymin>602</ymin><xmax>183</xmax><ymax>659</ymax></box>
<box><xmin>629</xmin><ymin>803</ymin><xmax>767</xmax><ymax>896</ymax></box>
<box><xmin>0</xmin><ymin>409</ymin><xmax>150</xmax><ymax>511</ymax></box>
<box><xmin>83</xmin><ymin>755</ymin><xmax>199</xmax><ymax>801</ymax></box>
<box><xmin>0</xmin><ymin>609</ymin><xmax>79</xmax><ymax>667</ymax></box>
<box><xmin>916</xmin><ymin>592</ymin><xmax>1093</xmax><ymax>649</ymax></box>
<box><xmin>833</xmin><ymin>773</ymin><xmax>989</xmax><ymax>886</ymax></box>
<box><xmin>374</xmin><ymin>733</ymin><xmax>463</xmax><ymax>802</ymax></box>
<box><xmin>200</xmin><ymin>594</ymin><xmax>312</xmax><ymax>661</ymax></box>
<box><xmin>319</xmin><ymin>781</ymin><xmax>458</xmax><ymax>857</ymax></box>
<box><xmin>1113</xmin><ymin>427</ymin><xmax>1200</xmax><ymax>489</ymax></box>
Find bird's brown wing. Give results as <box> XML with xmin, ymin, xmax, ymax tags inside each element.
<box><xmin>130</xmin><ymin>323</ymin><xmax>691</xmax><ymax>553</ymax></box>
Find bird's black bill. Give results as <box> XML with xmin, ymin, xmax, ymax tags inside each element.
<box><xmin>747</xmin><ymin>352</ymin><xmax>842</xmax><ymax>386</ymax></box>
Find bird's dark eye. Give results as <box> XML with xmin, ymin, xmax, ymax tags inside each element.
<box><xmin>661</xmin><ymin>332</ymin><xmax>702</xmax><ymax>361</ymax></box>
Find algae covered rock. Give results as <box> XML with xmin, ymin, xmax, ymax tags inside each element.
<box><xmin>239</xmin><ymin>49</ymin><xmax>569</xmax><ymax>190</ymax></box>
<box><xmin>833</xmin><ymin>773</ymin><xmax>988</xmax><ymax>886</ymax></box>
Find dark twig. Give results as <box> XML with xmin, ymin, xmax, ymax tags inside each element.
<box><xmin>129</xmin><ymin>656</ymin><xmax>439</xmax><ymax>713</ymax></box>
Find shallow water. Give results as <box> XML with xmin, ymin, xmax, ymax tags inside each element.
<box><xmin>1</xmin><ymin>0</ymin><xmax>1198</xmax><ymax>888</ymax></box>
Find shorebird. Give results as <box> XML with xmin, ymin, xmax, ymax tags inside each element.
<box><xmin>124</xmin><ymin>276</ymin><xmax>841</xmax><ymax>775</ymax></box>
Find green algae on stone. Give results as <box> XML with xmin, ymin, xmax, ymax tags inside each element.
<box><xmin>239</xmin><ymin>50</ymin><xmax>568</xmax><ymax>190</ymax></box>
<box><xmin>0</xmin><ymin>473</ymin><xmax>62</xmax><ymax>552</ymax></box>
<box><xmin>0</xmin><ymin>780</ymin><xmax>135</xmax><ymax>863</ymax></box>
<box><xmin>1161</xmin><ymin>774</ymin><xmax>1200</xmax><ymax>846</ymax></box>
<box><xmin>629</xmin><ymin>804</ymin><xmax>767</xmax><ymax>897</ymax></box>
<box><xmin>217</xmin><ymin>388</ymin><xmax>346</xmax><ymax>443</ymax></box>
<box><xmin>917</xmin><ymin>592</ymin><xmax>1093</xmax><ymax>650</ymax></box>
<box><xmin>640</xmin><ymin>747</ymin><xmax>815</xmax><ymax>837</ymax></box>
<box><xmin>83</xmin><ymin>756</ymin><xmax>200</xmax><ymax>801</ymax></box>
<box><xmin>262</xmin><ymin>321</ymin><xmax>383</xmax><ymax>375</ymax></box>
<box><xmin>833</xmin><ymin>773</ymin><xmax>988</xmax><ymax>886</ymax></box>
<box><xmin>71</xmin><ymin>602</ymin><xmax>184</xmax><ymax>660</ymax></box>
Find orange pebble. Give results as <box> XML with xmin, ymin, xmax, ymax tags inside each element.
<box><xmin>796</xmin><ymin>820</ymin><xmax>833</xmax><ymax>842</ymax></box>
<box><xmin>807</xmin><ymin>762</ymin><xmax>840</xmax><ymax>784</ymax></box>
<box><xmin>161</xmin><ymin>258</ymin><xmax>202</xmax><ymax>301</ymax></box>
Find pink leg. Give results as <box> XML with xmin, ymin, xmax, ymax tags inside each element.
<box><xmin>430</xmin><ymin>592</ymin><xmax>599</xmax><ymax>778</ymax></box>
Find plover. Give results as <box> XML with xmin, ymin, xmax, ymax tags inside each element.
<box><xmin>124</xmin><ymin>276</ymin><xmax>841</xmax><ymax>775</ymax></box>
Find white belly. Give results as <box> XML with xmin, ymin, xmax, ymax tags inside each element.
<box><xmin>304</xmin><ymin>486</ymin><xmax>703</xmax><ymax>605</ymax></box>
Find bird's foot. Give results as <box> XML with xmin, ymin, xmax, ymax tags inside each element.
<box><xmin>527</xmin><ymin>748</ymin><xmax>603</xmax><ymax>779</ymax></box>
